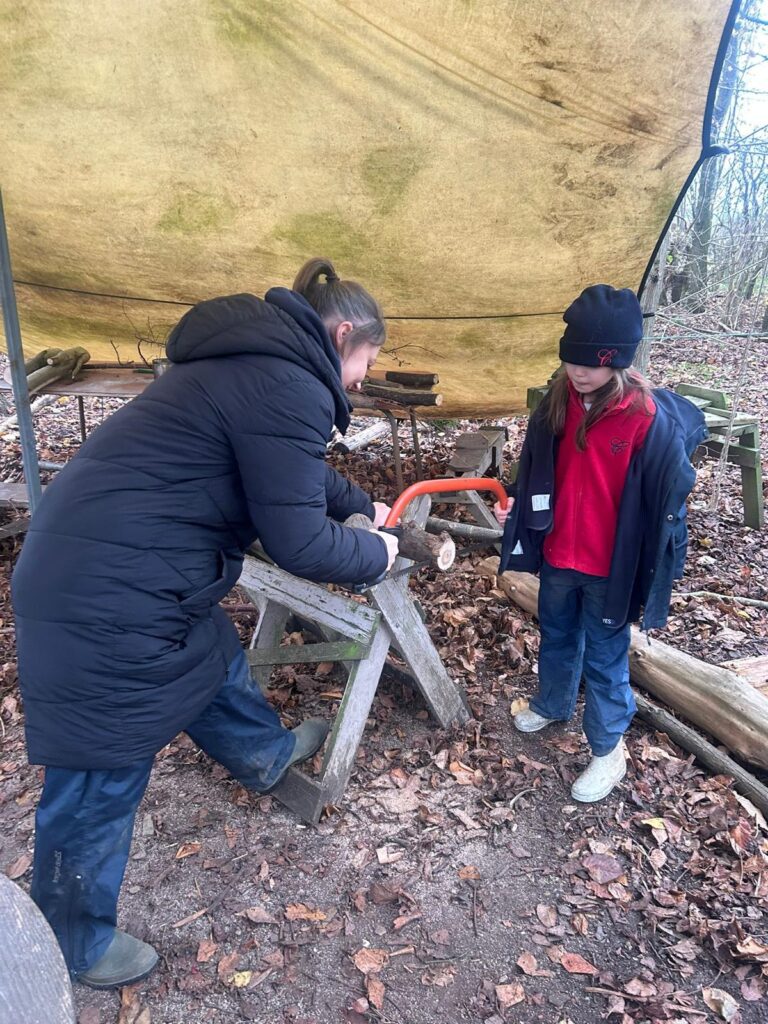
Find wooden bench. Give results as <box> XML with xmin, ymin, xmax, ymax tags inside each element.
<box><xmin>675</xmin><ymin>382</ymin><xmax>763</xmax><ymax>530</ymax></box>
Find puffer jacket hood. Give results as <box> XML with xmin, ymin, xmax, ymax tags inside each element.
<box><xmin>166</xmin><ymin>287</ymin><xmax>352</xmax><ymax>431</ymax></box>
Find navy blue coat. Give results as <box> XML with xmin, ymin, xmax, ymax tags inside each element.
<box><xmin>12</xmin><ymin>288</ymin><xmax>388</xmax><ymax>769</ymax></box>
<box><xmin>499</xmin><ymin>389</ymin><xmax>707</xmax><ymax>630</ymax></box>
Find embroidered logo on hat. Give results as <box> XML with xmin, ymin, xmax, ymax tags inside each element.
<box><xmin>598</xmin><ymin>348</ymin><xmax>618</xmax><ymax>367</ymax></box>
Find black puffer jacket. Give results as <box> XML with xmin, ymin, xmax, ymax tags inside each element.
<box><xmin>12</xmin><ymin>288</ymin><xmax>387</xmax><ymax>768</ymax></box>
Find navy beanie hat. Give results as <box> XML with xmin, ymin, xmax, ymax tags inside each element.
<box><xmin>559</xmin><ymin>284</ymin><xmax>643</xmax><ymax>369</ymax></box>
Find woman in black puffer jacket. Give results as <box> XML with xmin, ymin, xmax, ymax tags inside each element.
<box><xmin>12</xmin><ymin>257</ymin><xmax>398</xmax><ymax>989</ymax></box>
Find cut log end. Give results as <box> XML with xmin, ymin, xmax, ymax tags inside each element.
<box><xmin>343</xmin><ymin>515</ymin><xmax>455</xmax><ymax>571</ymax></box>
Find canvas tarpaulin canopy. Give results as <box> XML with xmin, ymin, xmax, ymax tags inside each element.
<box><xmin>1</xmin><ymin>1</ymin><xmax>735</xmax><ymax>414</ymax></box>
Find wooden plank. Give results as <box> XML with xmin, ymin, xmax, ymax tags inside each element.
<box><xmin>238</xmin><ymin>558</ymin><xmax>380</xmax><ymax>645</ymax></box>
<box><xmin>370</xmin><ymin>492</ymin><xmax>468</xmax><ymax>728</ymax></box>
<box><xmin>370</xmin><ymin>578</ymin><xmax>470</xmax><ymax>728</ymax></box>
<box><xmin>704</xmin><ymin>410</ymin><xmax>759</xmax><ymax>430</ymax></box>
<box><xmin>675</xmin><ymin>382</ymin><xmax>729</xmax><ymax>409</ymax></box>
<box><xmin>463</xmin><ymin>490</ymin><xmax>505</xmax><ymax>533</ymax></box>
<box><xmin>313</xmin><ymin>622</ymin><xmax>393</xmax><ymax>809</ymax></box>
<box><xmin>0</xmin><ymin>874</ymin><xmax>76</xmax><ymax>1024</ymax></box>
<box><xmin>270</xmin><ymin>767</ymin><xmax>326</xmax><ymax>825</ymax></box>
<box><xmin>246</xmin><ymin>639</ymin><xmax>368</xmax><ymax>667</ymax></box>
<box><xmin>703</xmin><ymin>439</ymin><xmax>759</xmax><ymax>469</ymax></box>
<box><xmin>526</xmin><ymin>385</ymin><xmax>549</xmax><ymax>413</ymax></box>
<box><xmin>245</xmin><ymin>599</ymin><xmax>290</xmax><ymax>691</ymax></box>
<box><xmin>0</xmin><ymin>483</ymin><xmax>32</xmax><ymax>507</ymax></box>
<box><xmin>1</xmin><ymin>366</ymin><xmax>149</xmax><ymax>398</ymax></box>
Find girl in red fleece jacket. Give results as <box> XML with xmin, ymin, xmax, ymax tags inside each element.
<box><xmin>495</xmin><ymin>285</ymin><xmax>660</xmax><ymax>802</ymax></box>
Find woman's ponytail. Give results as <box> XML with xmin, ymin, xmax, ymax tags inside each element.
<box><xmin>293</xmin><ymin>257</ymin><xmax>386</xmax><ymax>349</ymax></box>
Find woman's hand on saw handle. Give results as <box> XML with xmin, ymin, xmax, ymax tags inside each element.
<box><xmin>375</xmin><ymin>528</ymin><xmax>400</xmax><ymax>570</ymax></box>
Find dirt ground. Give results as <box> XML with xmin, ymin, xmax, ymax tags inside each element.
<box><xmin>1</xmin><ymin>310</ymin><xmax>767</xmax><ymax>1024</ymax></box>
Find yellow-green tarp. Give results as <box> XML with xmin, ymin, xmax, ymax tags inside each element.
<box><xmin>1</xmin><ymin>1</ymin><xmax>733</xmax><ymax>414</ymax></box>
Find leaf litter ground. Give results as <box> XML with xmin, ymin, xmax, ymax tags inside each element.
<box><xmin>0</xmin><ymin>320</ymin><xmax>767</xmax><ymax>1024</ymax></box>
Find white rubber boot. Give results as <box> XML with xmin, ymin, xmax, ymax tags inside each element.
<box><xmin>571</xmin><ymin>743</ymin><xmax>627</xmax><ymax>802</ymax></box>
<box><xmin>513</xmin><ymin>708</ymin><xmax>556</xmax><ymax>733</ymax></box>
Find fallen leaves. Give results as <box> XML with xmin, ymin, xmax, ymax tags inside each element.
<box><xmin>546</xmin><ymin>947</ymin><xmax>599</xmax><ymax>975</ymax></box>
<box><xmin>457</xmin><ymin>864</ymin><xmax>481</xmax><ymax>881</ymax></box>
<box><xmin>5</xmin><ymin>852</ymin><xmax>32</xmax><ymax>879</ymax></box>
<box><xmin>495</xmin><ymin>981</ymin><xmax>525</xmax><ymax>1008</ymax></box>
<box><xmin>240</xmin><ymin>904</ymin><xmax>277</xmax><ymax>925</ymax></box>
<box><xmin>366</xmin><ymin>975</ymin><xmax>385</xmax><ymax>1010</ymax></box>
<box><xmin>582</xmin><ymin>852</ymin><xmax>625</xmax><ymax>884</ymax></box>
<box><xmin>117</xmin><ymin>986</ymin><xmax>151</xmax><ymax>1024</ymax></box>
<box><xmin>516</xmin><ymin>951</ymin><xmax>554</xmax><ymax>978</ymax></box>
<box><xmin>448</xmin><ymin>760</ymin><xmax>484</xmax><ymax>786</ymax></box>
<box><xmin>535</xmin><ymin>903</ymin><xmax>558</xmax><ymax>929</ymax></box>
<box><xmin>175</xmin><ymin>842</ymin><xmax>201</xmax><ymax>860</ymax></box>
<box><xmin>196</xmin><ymin>938</ymin><xmax>218</xmax><ymax>963</ymax></box>
<box><xmin>421</xmin><ymin>965</ymin><xmax>456</xmax><ymax>987</ymax></box>
<box><xmin>285</xmin><ymin>903</ymin><xmax>326</xmax><ymax>922</ymax></box>
<box><xmin>702</xmin><ymin>986</ymin><xmax>740</xmax><ymax>1021</ymax></box>
<box><xmin>351</xmin><ymin>948</ymin><xmax>389</xmax><ymax>975</ymax></box>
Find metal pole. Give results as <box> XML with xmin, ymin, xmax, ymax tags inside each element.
<box><xmin>0</xmin><ymin>189</ymin><xmax>42</xmax><ymax>512</ymax></box>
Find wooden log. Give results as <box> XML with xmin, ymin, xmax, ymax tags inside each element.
<box><xmin>476</xmin><ymin>558</ymin><xmax>768</xmax><ymax>771</ymax></box>
<box><xmin>426</xmin><ymin>516</ymin><xmax>502</xmax><ymax>544</ymax></box>
<box><xmin>344</xmin><ymin>513</ymin><xmax>455</xmax><ymax>571</ymax></box>
<box><xmin>0</xmin><ymin>874</ymin><xmax>76</xmax><ymax>1024</ymax></box>
<box><xmin>348</xmin><ymin>392</ymin><xmax>405</xmax><ymax>415</ymax></box>
<box><xmin>634</xmin><ymin>692</ymin><xmax>768</xmax><ymax>820</ymax></box>
<box><xmin>46</xmin><ymin>347</ymin><xmax>90</xmax><ymax>374</ymax></box>
<box><xmin>333</xmin><ymin>420</ymin><xmax>390</xmax><ymax>454</ymax></box>
<box><xmin>26</xmin><ymin>348</ymin><xmax>91</xmax><ymax>396</ymax></box>
<box><xmin>23</xmin><ymin>348</ymin><xmax>62</xmax><ymax>375</ymax></box>
<box><xmin>0</xmin><ymin>393</ymin><xmax>57</xmax><ymax>432</ymax></box>
<box><xmin>360</xmin><ymin>383</ymin><xmax>443</xmax><ymax>407</ymax></box>
<box><xmin>368</xmin><ymin>369</ymin><xmax>439</xmax><ymax>388</ymax></box>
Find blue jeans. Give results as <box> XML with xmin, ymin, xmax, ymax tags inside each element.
<box><xmin>31</xmin><ymin>651</ymin><xmax>294</xmax><ymax>976</ymax></box>
<box><xmin>531</xmin><ymin>562</ymin><xmax>635</xmax><ymax>756</ymax></box>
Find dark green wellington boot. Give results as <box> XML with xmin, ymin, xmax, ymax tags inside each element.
<box><xmin>260</xmin><ymin>718</ymin><xmax>330</xmax><ymax>794</ymax></box>
<box><xmin>78</xmin><ymin>929</ymin><xmax>159</xmax><ymax>989</ymax></box>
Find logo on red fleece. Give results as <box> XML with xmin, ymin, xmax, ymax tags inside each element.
<box><xmin>610</xmin><ymin>437</ymin><xmax>630</xmax><ymax>455</ymax></box>
<box><xmin>598</xmin><ymin>348</ymin><xmax>618</xmax><ymax>367</ymax></box>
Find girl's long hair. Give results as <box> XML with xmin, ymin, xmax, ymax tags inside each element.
<box><xmin>293</xmin><ymin>257</ymin><xmax>386</xmax><ymax>350</ymax></box>
<box><xmin>541</xmin><ymin>365</ymin><xmax>653</xmax><ymax>450</ymax></box>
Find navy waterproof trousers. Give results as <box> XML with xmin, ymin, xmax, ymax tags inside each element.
<box><xmin>531</xmin><ymin>561</ymin><xmax>635</xmax><ymax>755</ymax></box>
<box><xmin>31</xmin><ymin>651</ymin><xmax>295</xmax><ymax>976</ymax></box>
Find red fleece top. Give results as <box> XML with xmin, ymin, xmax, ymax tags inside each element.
<box><xmin>543</xmin><ymin>383</ymin><xmax>656</xmax><ymax>576</ymax></box>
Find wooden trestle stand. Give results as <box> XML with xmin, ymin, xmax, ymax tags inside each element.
<box><xmin>237</xmin><ymin>495</ymin><xmax>470</xmax><ymax>824</ymax></box>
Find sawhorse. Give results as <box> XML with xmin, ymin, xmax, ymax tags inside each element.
<box><xmin>675</xmin><ymin>382</ymin><xmax>763</xmax><ymax>530</ymax></box>
<box><xmin>429</xmin><ymin>427</ymin><xmax>507</xmax><ymax>546</ymax></box>
<box><xmin>237</xmin><ymin>497</ymin><xmax>470</xmax><ymax>823</ymax></box>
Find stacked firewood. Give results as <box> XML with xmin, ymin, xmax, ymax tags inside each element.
<box><xmin>351</xmin><ymin>369</ymin><xmax>442</xmax><ymax>411</ymax></box>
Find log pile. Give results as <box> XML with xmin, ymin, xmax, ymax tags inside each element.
<box><xmin>477</xmin><ymin>558</ymin><xmax>768</xmax><ymax>812</ymax></box>
<box><xmin>353</xmin><ymin>369</ymin><xmax>443</xmax><ymax>410</ymax></box>
<box><xmin>23</xmin><ymin>347</ymin><xmax>91</xmax><ymax>395</ymax></box>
